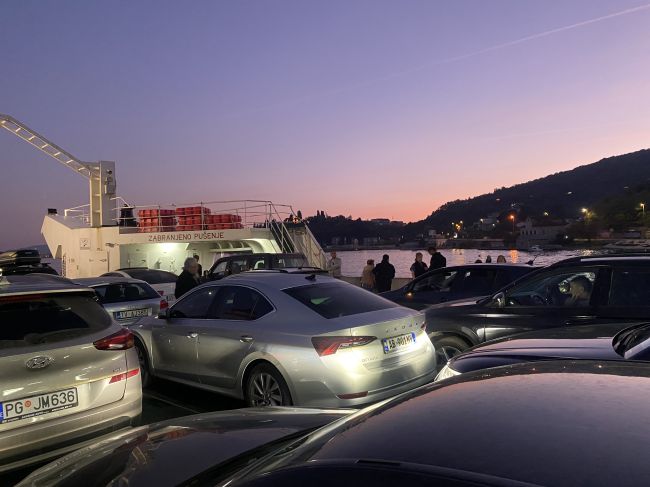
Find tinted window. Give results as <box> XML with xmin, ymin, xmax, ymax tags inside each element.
<box><xmin>0</xmin><ymin>292</ymin><xmax>111</xmax><ymax>348</ymax></box>
<box><xmin>213</xmin><ymin>286</ymin><xmax>274</xmax><ymax>320</ymax></box>
<box><xmin>285</xmin><ymin>282</ymin><xmax>398</xmax><ymax>319</ymax></box>
<box><xmin>127</xmin><ymin>269</ymin><xmax>177</xmax><ymax>284</ymax></box>
<box><xmin>272</xmin><ymin>255</ymin><xmax>307</xmax><ymax>268</ymax></box>
<box><xmin>413</xmin><ymin>269</ymin><xmax>458</xmax><ymax>292</ymax></box>
<box><xmin>94</xmin><ymin>283</ymin><xmax>159</xmax><ymax>303</ymax></box>
<box><xmin>455</xmin><ymin>269</ymin><xmax>496</xmax><ymax>293</ymax></box>
<box><xmin>228</xmin><ymin>258</ymin><xmax>250</xmax><ymax>275</ymax></box>
<box><xmin>170</xmin><ymin>287</ymin><xmax>218</xmax><ymax>318</ymax></box>
<box><xmin>494</xmin><ymin>267</ymin><xmax>530</xmax><ymax>290</ymax></box>
<box><xmin>101</xmin><ymin>273</ymin><xmax>123</xmax><ymax>277</ymax></box>
<box><xmin>506</xmin><ymin>269</ymin><xmax>596</xmax><ymax>307</ymax></box>
<box><xmin>249</xmin><ymin>256</ymin><xmax>267</xmax><ymax>270</ymax></box>
<box><xmin>212</xmin><ymin>261</ymin><xmax>228</xmax><ymax>274</ymax></box>
<box><xmin>608</xmin><ymin>268</ymin><xmax>650</xmax><ymax>307</ymax></box>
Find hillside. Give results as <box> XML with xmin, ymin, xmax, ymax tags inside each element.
<box><xmin>415</xmin><ymin>149</ymin><xmax>650</xmax><ymax>233</ymax></box>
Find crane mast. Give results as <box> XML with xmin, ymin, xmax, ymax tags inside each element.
<box><xmin>0</xmin><ymin>114</ymin><xmax>117</xmax><ymax>227</ymax></box>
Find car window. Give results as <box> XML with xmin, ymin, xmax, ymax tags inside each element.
<box><xmin>101</xmin><ymin>272</ymin><xmax>122</xmax><ymax>277</ymax></box>
<box><xmin>454</xmin><ymin>269</ymin><xmax>497</xmax><ymax>293</ymax></box>
<box><xmin>94</xmin><ymin>283</ymin><xmax>159</xmax><ymax>303</ymax></box>
<box><xmin>212</xmin><ymin>286</ymin><xmax>274</xmax><ymax>320</ymax></box>
<box><xmin>170</xmin><ymin>287</ymin><xmax>219</xmax><ymax>319</ymax></box>
<box><xmin>608</xmin><ymin>268</ymin><xmax>650</xmax><ymax>307</ymax></box>
<box><xmin>273</xmin><ymin>255</ymin><xmax>307</xmax><ymax>268</ymax></box>
<box><xmin>228</xmin><ymin>258</ymin><xmax>250</xmax><ymax>275</ymax></box>
<box><xmin>0</xmin><ymin>292</ymin><xmax>112</xmax><ymax>349</ymax></box>
<box><xmin>127</xmin><ymin>269</ymin><xmax>177</xmax><ymax>284</ymax></box>
<box><xmin>413</xmin><ymin>270</ymin><xmax>458</xmax><ymax>292</ymax></box>
<box><xmin>285</xmin><ymin>282</ymin><xmax>398</xmax><ymax>319</ymax></box>
<box><xmin>493</xmin><ymin>268</ymin><xmax>529</xmax><ymax>290</ymax></box>
<box><xmin>212</xmin><ymin>261</ymin><xmax>228</xmax><ymax>275</ymax></box>
<box><xmin>250</xmin><ymin>256</ymin><xmax>267</xmax><ymax>270</ymax></box>
<box><xmin>505</xmin><ymin>268</ymin><xmax>597</xmax><ymax>307</ymax></box>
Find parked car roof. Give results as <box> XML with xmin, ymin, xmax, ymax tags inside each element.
<box><xmin>73</xmin><ymin>276</ymin><xmax>151</xmax><ymax>287</ymax></box>
<box><xmin>0</xmin><ymin>275</ymin><xmax>91</xmax><ymax>296</ymax></box>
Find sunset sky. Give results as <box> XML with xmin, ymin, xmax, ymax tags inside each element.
<box><xmin>1</xmin><ymin>0</ymin><xmax>650</xmax><ymax>248</ymax></box>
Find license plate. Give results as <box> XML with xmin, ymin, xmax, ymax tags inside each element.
<box><xmin>114</xmin><ymin>308</ymin><xmax>150</xmax><ymax>320</ymax></box>
<box><xmin>382</xmin><ymin>332</ymin><xmax>416</xmax><ymax>354</ymax></box>
<box><xmin>0</xmin><ymin>388</ymin><xmax>78</xmax><ymax>424</ymax></box>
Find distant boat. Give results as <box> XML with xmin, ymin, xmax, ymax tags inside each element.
<box><xmin>529</xmin><ymin>245</ymin><xmax>543</xmax><ymax>252</ymax></box>
<box><xmin>604</xmin><ymin>240</ymin><xmax>650</xmax><ymax>251</ymax></box>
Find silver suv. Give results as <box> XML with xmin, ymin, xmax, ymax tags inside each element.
<box><xmin>0</xmin><ymin>275</ymin><xmax>142</xmax><ymax>472</ymax></box>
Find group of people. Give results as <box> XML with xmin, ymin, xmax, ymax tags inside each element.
<box><xmin>474</xmin><ymin>255</ymin><xmax>508</xmax><ymax>264</ymax></box>
<box><xmin>329</xmin><ymin>246</ymin><xmax>447</xmax><ymax>293</ymax></box>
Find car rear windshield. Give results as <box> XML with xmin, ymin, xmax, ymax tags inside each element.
<box><xmin>94</xmin><ymin>282</ymin><xmax>159</xmax><ymax>303</ymax></box>
<box><xmin>284</xmin><ymin>282</ymin><xmax>398</xmax><ymax>319</ymax></box>
<box><xmin>126</xmin><ymin>269</ymin><xmax>177</xmax><ymax>284</ymax></box>
<box><xmin>0</xmin><ymin>292</ymin><xmax>112</xmax><ymax>349</ymax></box>
<box><xmin>272</xmin><ymin>255</ymin><xmax>307</xmax><ymax>268</ymax></box>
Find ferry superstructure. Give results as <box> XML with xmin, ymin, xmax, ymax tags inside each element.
<box><xmin>1</xmin><ymin>114</ymin><xmax>327</xmax><ymax>277</ymax></box>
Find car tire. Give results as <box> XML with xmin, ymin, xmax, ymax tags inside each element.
<box><xmin>135</xmin><ymin>340</ymin><xmax>154</xmax><ymax>388</ymax></box>
<box><xmin>244</xmin><ymin>363</ymin><xmax>293</xmax><ymax>407</ymax></box>
<box><xmin>433</xmin><ymin>336</ymin><xmax>469</xmax><ymax>367</ymax></box>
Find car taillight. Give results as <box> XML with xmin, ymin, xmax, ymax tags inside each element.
<box><xmin>94</xmin><ymin>328</ymin><xmax>135</xmax><ymax>350</ymax></box>
<box><xmin>160</xmin><ymin>299</ymin><xmax>169</xmax><ymax>310</ymax></box>
<box><xmin>109</xmin><ymin>368</ymin><xmax>140</xmax><ymax>383</ymax></box>
<box><xmin>311</xmin><ymin>336</ymin><xmax>376</xmax><ymax>356</ymax></box>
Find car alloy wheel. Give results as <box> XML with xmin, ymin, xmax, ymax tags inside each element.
<box><xmin>135</xmin><ymin>341</ymin><xmax>152</xmax><ymax>388</ymax></box>
<box><xmin>251</xmin><ymin>372</ymin><xmax>283</xmax><ymax>406</ymax></box>
<box><xmin>245</xmin><ymin>364</ymin><xmax>292</xmax><ymax>407</ymax></box>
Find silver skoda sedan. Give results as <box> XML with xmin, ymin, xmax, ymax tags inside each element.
<box><xmin>0</xmin><ymin>276</ymin><xmax>142</xmax><ymax>473</ymax></box>
<box><xmin>129</xmin><ymin>272</ymin><xmax>436</xmax><ymax>408</ymax></box>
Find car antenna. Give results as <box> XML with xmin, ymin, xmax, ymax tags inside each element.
<box><xmin>305</xmin><ymin>273</ymin><xmax>317</xmax><ymax>281</ymax></box>
<box><xmin>526</xmin><ymin>255</ymin><xmax>539</xmax><ymax>266</ymax></box>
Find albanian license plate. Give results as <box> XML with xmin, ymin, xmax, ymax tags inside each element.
<box><xmin>115</xmin><ymin>308</ymin><xmax>150</xmax><ymax>320</ymax></box>
<box><xmin>382</xmin><ymin>332</ymin><xmax>416</xmax><ymax>354</ymax></box>
<box><xmin>0</xmin><ymin>388</ymin><xmax>78</xmax><ymax>424</ymax></box>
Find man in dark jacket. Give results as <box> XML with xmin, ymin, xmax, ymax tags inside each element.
<box><xmin>428</xmin><ymin>246</ymin><xmax>446</xmax><ymax>270</ymax></box>
<box><xmin>373</xmin><ymin>254</ymin><xmax>396</xmax><ymax>293</ymax></box>
<box><xmin>175</xmin><ymin>257</ymin><xmax>200</xmax><ymax>299</ymax></box>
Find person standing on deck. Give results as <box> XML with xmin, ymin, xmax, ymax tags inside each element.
<box><xmin>373</xmin><ymin>254</ymin><xmax>396</xmax><ymax>293</ymax></box>
<box><xmin>428</xmin><ymin>246</ymin><xmax>446</xmax><ymax>270</ymax></box>
<box><xmin>361</xmin><ymin>259</ymin><xmax>376</xmax><ymax>291</ymax></box>
<box><xmin>410</xmin><ymin>252</ymin><xmax>428</xmax><ymax>278</ymax></box>
<box><xmin>193</xmin><ymin>254</ymin><xmax>203</xmax><ymax>277</ymax></box>
<box><xmin>327</xmin><ymin>251</ymin><xmax>342</xmax><ymax>278</ymax></box>
<box><xmin>175</xmin><ymin>257</ymin><xmax>200</xmax><ymax>299</ymax></box>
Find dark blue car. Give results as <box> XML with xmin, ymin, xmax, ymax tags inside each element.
<box><xmin>380</xmin><ymin>264</ymin><xmax>535</xmax><ymax>310</ymax></box>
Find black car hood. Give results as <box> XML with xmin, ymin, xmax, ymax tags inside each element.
<box><xmin>20</xmin><ymin>407</ymin><xmax>352</xmax><ymax>487</ymax></box>
<box><xmin>448</xmin><ymin>322</ymin><xmax>637</xmax><ymax>373</ymax></box>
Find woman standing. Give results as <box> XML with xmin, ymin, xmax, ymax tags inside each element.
<box><xmin>360</xmin><ymin>259</ymin><xmax>376</xmax><ymax>291</ymax></box>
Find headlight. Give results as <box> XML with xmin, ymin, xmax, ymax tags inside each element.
<box><xmin>435</xmin><ymin>362</ymin><xmax>461</xmax><ymax>382</ymax></box>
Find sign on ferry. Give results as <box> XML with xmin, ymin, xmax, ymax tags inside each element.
<box><xmin>147</xmin><ymin>231</ymin><xmax>226</xmax><ymax>243</ymax></box>
<box><xmin>0</xmin><ymin>388</ymin><xmax>78</xmax><ymax>423</ymax></box>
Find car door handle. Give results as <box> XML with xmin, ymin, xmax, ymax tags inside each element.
<box><xmin>240</xmin><ymin>335</ymin><xmax>254</xmax><ymax>343</ymax></box>
<box><xmin>187</xmin><ymin>332</ymin><xmax>198</xmax><ymax>339</ymax></box>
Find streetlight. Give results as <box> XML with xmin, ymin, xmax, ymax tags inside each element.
<box><xmin>508</xmin><ymin>214</ymin><xmax>515</xmax><ymax>233</ymax></box>
<box><xmin>641</xmin><ymin>203</ymin><xmax>645</xmax><ymax>218</ymax></box>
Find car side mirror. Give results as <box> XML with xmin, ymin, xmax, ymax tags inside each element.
<box><xmin>491</xmin><ymin>292</ymin><xmax>506</xmax><ymax>308</ymax></box>
<box><xmin>158</xmin><ymin>308</ymin><xmax>170</xmax><ymax>319</ymax></box>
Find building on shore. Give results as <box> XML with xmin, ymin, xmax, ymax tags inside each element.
<box><xmin>516</xmin><ymin>217</ymin><xmax>569</xmax><ymax>249</ymax></box>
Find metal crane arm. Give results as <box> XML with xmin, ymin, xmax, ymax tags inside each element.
<box><xmin>0</xmin><ymin>113</ymin><xmax>92</xmax><ymax>178</ymax></box>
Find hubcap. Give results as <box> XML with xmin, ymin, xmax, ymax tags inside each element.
<box><xmin>250</xmin><ymin>372</ymin><xmax>283</xmax><ymax>407</ymax></box>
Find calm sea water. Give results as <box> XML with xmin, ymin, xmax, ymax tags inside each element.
<box><xmin>337</xmin><ymin>249</ymin><xmax>603</xmax><ymax>278</ymax></box>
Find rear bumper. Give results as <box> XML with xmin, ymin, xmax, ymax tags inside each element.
<box><xmin>0</xmin><ymin>381</ymin><xmax>142</xmax><ymax>473</ymax></box>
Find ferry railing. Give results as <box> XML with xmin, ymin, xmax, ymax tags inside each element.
<box><xmin>63</xmin><ymin>204</ymin><xmax>91</xmax><ymax>224</ymax></box>
<box><xmin>111</xmin><ymin>199</ymin><xmax>297</xmax><ymax>233</ymax></box>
